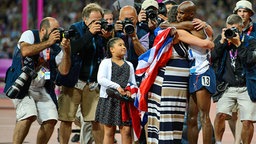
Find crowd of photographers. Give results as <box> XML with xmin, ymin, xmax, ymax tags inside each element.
<box><xmin>1</xmin><ymin>0</ymin><xmax>256</xmax><ymax>144</ymax></box>
<box><xmin>1</xmin><ymin>0</ymin><xmax>255</xmax><ymax>59</ymax></box>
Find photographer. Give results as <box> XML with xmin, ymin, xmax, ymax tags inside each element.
<box><xmin>102</xmin><ymin>9</ymin><xmax>115</xmax><ymax>39</ymax></box>
<box><xmin>138</xmin><ymin>0</ymin><xmax>159</xmax><ymax>49</ymax></box>
<box><xmin>58</xmin><ymin>3</ymin><xmax>106</xmax><ymax>144</ymax></box>
<box><xmin>225</xmin><ymin>1</ymin><xmax>256</xmax><ymax>143</ymax></box>
<box><xmin>212</xmin><ymin>14</ymin><xmax>256</xmax><ymax>144</ymax></box>
<box><xmin>11</xmin><ymin>17</ymin><xmax>71</xmax><ymax>144</ymax></box>
<box><xmin>114</xmin><ymin>5</ymin><xmax>148</xmax><ymax>68</ymax></box>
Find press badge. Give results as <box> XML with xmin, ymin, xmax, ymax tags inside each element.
<box><xmin>45</xmin><ymin>71</ymin><xmax>50</xmax><ymax>80</ymax></box>
<box><xmin>37</xmin><ymin>67</ymin><xmax>50</xmax><ymax>80</ymax></box>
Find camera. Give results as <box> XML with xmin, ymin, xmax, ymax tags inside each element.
<box><xmin>96</xmin><ymin>19</ymin><xmax>114</xmax><ymax>32</ymax></box>
<box><xmin>224</xmin><ymin>27</ymin><xmax>239</xmax><ymax>39</ymax></box>
<box><xmin>118</xmin><ymin>18</ymin><xmax>135</xmax><ymax>35</ymax></box>
<box><xmin>158</xmin><ymin>3</ymin><xmax>167</xmax><ymax>16</ymax></box>
<box><xmin>6</xmin><ymin>66</ymin><xmax>38</xmax><ymax>99</ymax></box>
<box><xmin>57</xmin><ymin>27</ymin><xmax>77</xmax><ymax>43</ymax></box>
<box><xmin>146</xmin><ymin>9</ymin><xmax>158</xmax><ymax>21</ymax></box>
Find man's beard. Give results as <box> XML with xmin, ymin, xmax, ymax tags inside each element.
<box><xmin>42</xmin><ymin>29</ymin><xmax>49</xmax><ymax>42</ymax></box>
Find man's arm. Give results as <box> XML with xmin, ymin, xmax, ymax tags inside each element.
<box><xmin>58</xmin><ymin>38</ymin><xmax>71</xmax><ymax>75</ymax></box>
<box><xmin>160</xmin><ymin>21</ymin><xmax>194</xmax><ymax>31</ymax></box>
<box><xmin>160</xmin><ymin>19</ymin><xmax>213</xmax><ymax>40</ymax></box>
<box><xmin>238</xmin><ymin>38</ymin><xmax>256</xmax><ymax>64</ymax></box>
<box><xmin>130</xmin><ymin>33</ymin><xmax>147</xmax><ymax>56</ymax></box>
<box><xmin>20</xmin><ymin>29</ymin><xmax>60</xmax><ymax>57</ymax></box>
<box><xmin>211</xmin><ymin>35</ymin><xmax>227</xmax><ymax>62</ymax></box>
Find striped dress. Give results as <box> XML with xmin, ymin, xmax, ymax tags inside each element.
<box><xmin>147</xmin><ymin>43</ymin><xmax>189</xmax><ymax>144</ymax></box>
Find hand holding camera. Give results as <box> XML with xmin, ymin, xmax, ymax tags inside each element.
<box><xmin>88</xmin><ymin>20</ymin><xmax>102</xmax><ymax>35</ymax></box>
<box><xmin>60</xmin><ymin>38</ymin><xmax>71</xmax><ymax>53</ymax></box>
<box><xmin>48</xmin><ymin>29</ymin><xmax>61</xmax><ymax>46</ymax></box>
<box><xmin>138</xmin><ymin>9</ymin><xmax>147</xmax><ymax>23</ymax></box>
<box><xmin>220</xmin><ymin>27</ymin><xmax>241</xmax><ymax>47</ymax></box>
<box><xmin>223</xmin><ymin>27</ymin><xmax>241</xmax><ymax>47</ymax></box>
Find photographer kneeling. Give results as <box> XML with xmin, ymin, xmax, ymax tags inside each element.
<box><xmin>5</xmin><ymin>17</ymin><xmax>71</xmax><ymax>144</ymax></box>
<box><xmin>212</xmin><ymin>14</ymin><xmax>256</xmax><ymax>144</ymax></box>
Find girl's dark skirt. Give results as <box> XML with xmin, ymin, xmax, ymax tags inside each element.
<box><xmin>95</xmin><ymin>96</ymin><xmax>130</xmax><ymax>126</ymax></box>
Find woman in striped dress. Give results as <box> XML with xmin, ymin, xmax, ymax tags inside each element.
<box><xmin>146</xmin><ymin>29</ymin><xmax>214</xmax><ymax>144</ymax></box>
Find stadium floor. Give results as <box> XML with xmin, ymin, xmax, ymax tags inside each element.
<box><xmin>1</xmin><ymin>98</ymin><xmax>256</xmax><ymax>144</ymax></box>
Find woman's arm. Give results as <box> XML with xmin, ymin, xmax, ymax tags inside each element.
<box><xmin>176</xmin><ymin>29</ymin><xmax>214</xmax><ymax>49</ymax></box>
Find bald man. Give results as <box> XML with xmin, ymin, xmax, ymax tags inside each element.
<box><xmin>11</xmin><ymin>17</ymin><xmax>71</xmax><ymax>144</ymax></box>
<box><xmin>114</xmin><ymin>5</ymin><xmax>148</xmax><ymax>68</ymax></box>
<box><xmin>175</xmin><ymin>1</ymin><xmax>215</xmax><ymax>144</ymax></box>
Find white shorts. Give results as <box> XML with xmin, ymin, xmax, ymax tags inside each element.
<box><xmin>12</xmin><ymin>87</ymin><xmax>58</xmax><ymax>124</ymax></box>
<box><xmin>217</xmin><ymin>87</ymin><xmax>256</xmax><ymax>122</ymax></box>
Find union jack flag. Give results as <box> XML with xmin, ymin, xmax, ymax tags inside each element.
<box><xmin>135</xmin><ymin>27</ymin><xmax>175</xmax><ymax>112</ymax></box>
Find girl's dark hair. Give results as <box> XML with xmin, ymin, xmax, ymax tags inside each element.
<box><xmin>106</xmin><ymin>37</ymin><xmax>122</xmax><ymax>58</ymax></box>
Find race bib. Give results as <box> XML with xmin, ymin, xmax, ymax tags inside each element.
<box><xmin>201</xmin><ymin>76</ymin><xmax>210</xmax><ymax>86</ymax></box>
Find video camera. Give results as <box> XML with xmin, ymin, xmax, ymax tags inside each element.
<box><xmin>118</xmin><ymin>18</ymin><xmax>135</xmax><ymax>35</ymax></box>
<box><xmin>224</xmin><ymin>27</ymin><xmax>239</xmax><ymax>39</ymax></box>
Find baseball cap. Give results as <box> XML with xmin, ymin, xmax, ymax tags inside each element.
<box><xmin>233</xmin><ymin>0</ymin><xmax>255</xmax><ymax>15</ymax></box>
<box><xmin>142</xmin><ymin>0</ymin><xmax>159</xmax><ymax>10</ymax></box>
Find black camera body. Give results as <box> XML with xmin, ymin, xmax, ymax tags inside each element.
<box><xmin>146</xmin><ymin>9</ymin><xmax>158</xmax><ymax>21</ymax></box>
<box><xmin>224</xmin><ymin>27</ymin><xmax>239</xmax><ymax>39</ymax></box>
<box><xmin>6</xmin><ymin>66</ymin><xmax>37</xmax><ymax>99</ymax></box>
<box><xmin>119</xmin><ymin>18</ymin><xmax>135</xmax><ymax>35</ymax></box>
<box><xmin>96</xmin><ymin>19</ymin><xmax>114</xmax><ymax>32</ymax></box>
<box><xmin>158</xmin><ymin>3</ymin><xmax>167</xmax><ymax>16</ymax></box>
<box><xmin>57</xmin><ymin>27</ymin><xmax>76</xmax><ymax>43</ymax></box>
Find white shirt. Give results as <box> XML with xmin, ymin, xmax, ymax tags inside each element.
<box><xmin>18</xmin><ymin>30</ymin><xmax>63</xmax><ymax>88</ymax></box>
<box><xmin>188</xmin><ymin>30</ymin><xmax>211</xmax><ymax>75</ymax></box>
<box><xmin>97</xmin><ymin>58</ymin><xmax>137</xmax><ymax>98</ymax></box>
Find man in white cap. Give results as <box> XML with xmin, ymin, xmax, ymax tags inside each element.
<box><xmin>138</xmin><ymin>0</ymin><xmax>159</xmax><ymax>49</ymax></box>
<box><xmin>234</xmin><ymin>0</ymin><xmax>256</xmax><ymax>37</ymax></box>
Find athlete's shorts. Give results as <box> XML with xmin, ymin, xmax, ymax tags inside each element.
<box><xmin>189</xmin><ymin>67</ymin><xmax>216</xmax><ymax>94</ymax></box>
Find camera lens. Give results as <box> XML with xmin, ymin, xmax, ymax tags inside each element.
<box><xmin>224</xmin><ymin>27</ymin><xmax>238</xmax><ymax>39</ymax></box>
<box><xmin>224</xmin><ymin>29</ymin><xmax>236</xmax><ymax>38</ymax></box>
<box><xmin>6</xmin><ymin>66</ymin><xmax>37</xmax><ymax>99</ymax></box>
<box><xmin>124</xmin><ymin>24</ymin><xmax>135</xmax><ymax>35</ymax></box>
<box><xmin>6</xmin><ymin>72</ymin><xmax>29</xmax><ymax>98</ymax></box>
<box><xmin>146</xmin><ymin>9</ymin><xmax>158</xmax><ymax>21</ymax></box>
<box><xmin>122</xmin><ymin>18</ymin><xmax>135</xmax><ymax>35</ymax></box>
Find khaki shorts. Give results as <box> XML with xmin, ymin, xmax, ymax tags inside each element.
<box><xmin>58</xmin><ymin>84</ymin><xmax>99</xmax><ymax>122</ymax></box>
<box><xmin>217</xmin><ymin>87</ymin><xmax>256</xmax><ymax>121</ymax></box>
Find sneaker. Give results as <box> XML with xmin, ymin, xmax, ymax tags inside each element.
<box><xmin>71</xmin><ymin>134</ymin><xmax>80</xmax><ymax>142</ymax></box>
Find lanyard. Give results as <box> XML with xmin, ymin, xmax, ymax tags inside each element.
<box><xmin>46</xmin><ymin>48</ymin><xmax>50</xmax><ymax>60</ymax></box>
<box><xmin>247</xmin><ymin>25</ymin><xmax>253</xmax><ymax>36</ymax></box>
<box><xmin>229</xmin><ymin>49</ymin><xmax>238</xmax><ymax>59</ymax></box>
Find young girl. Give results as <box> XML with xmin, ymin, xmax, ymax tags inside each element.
<box><xmin>95</xmin><ymin>37</ymin><xmax>138</xmax><ymax>144</ymax></box>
